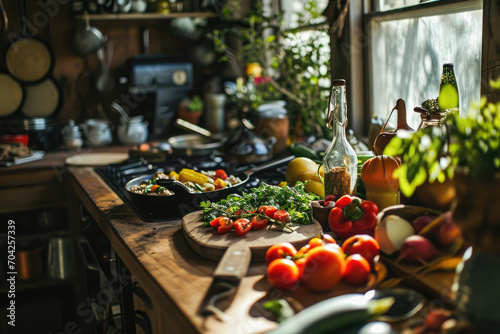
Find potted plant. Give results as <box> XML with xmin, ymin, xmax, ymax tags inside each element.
<box><xmin>177</xmin><ymin>95</ymin><xmax>204</xmax><ymax>125</ymax></box>
<box><xmin>212</xmin><ymin>0</ymin><xmax>348</xmax><ymax>141</ymax></box>
<box><xmin>384</xmin><ymin>78</ymin><xmax>500</xmax><ymax>329</ymax></box>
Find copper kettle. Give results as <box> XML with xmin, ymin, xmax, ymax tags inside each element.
<box><xmin>373</xmin><ymin>99</ymin><xmax>413</xmax><ymax>155</ymax></box>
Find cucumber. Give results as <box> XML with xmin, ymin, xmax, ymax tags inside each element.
<box><xmin>289</xmin><ymin>143</ymin><xmax>322</xmax><ymax>161</ymax></box>
<box><xmin>267</xmin><ymin>293</ymin><xmax>394</xmax><ymax>334</ymax></box>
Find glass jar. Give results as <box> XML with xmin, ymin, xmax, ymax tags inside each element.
<box><xmin>323</xmin><ymin>79</ymin><xmax>358</xmax><ymax>199</ymax></box>
<box><xmin>254</xmin><ymin>100</ymin><xmax>289</xmax><ymax>155</ymax></box>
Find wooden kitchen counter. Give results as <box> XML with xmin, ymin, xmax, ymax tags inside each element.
<box><xmin>1</xmin><ymin>148</ymin><xmax>456</xmax><ymax>333</ymax></box>
<box><xmin>64</xmin><ymin>151</ymin><xmax>374</xmax><ymax>334</ymax></box>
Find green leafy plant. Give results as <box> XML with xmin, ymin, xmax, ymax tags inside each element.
<box><xmin>384</xmin><ymin>78</ymin><xmax>500</xmax><ymax>197</ymax></box>
<box><xmin>187</xmin><ymin>95</ymin><xmax>204</xmax><ymax>112</ymax></box>
<box><xmin>213</xmin><ymin>0</ymin><xmax>347</xmax><ymax>139</ymax></box>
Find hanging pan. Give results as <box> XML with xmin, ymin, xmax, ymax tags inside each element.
<box><xmin>21</xmin><ymin>77</ymin><xmax>61</xmax><ymax>118</ymax></box>
<box><xmin>0</xmin><ymin>73</ymin><xmax>24</xmax><ymax>118</ymax></box>
<box><xmin>5</xmin><ymin>0</ymin><xmax>53</xmax><ymax>84</ymax></box>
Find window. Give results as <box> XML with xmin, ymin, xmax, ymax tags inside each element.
<box><xmin>365</xmin><ymin>0</ymin><xmax>483</xmax><ymax>129</ymax></box>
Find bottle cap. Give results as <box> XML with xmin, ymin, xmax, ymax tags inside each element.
<box><xmin>332</xmin><ymin>79</ymin><xmax>346</xmax><ymax>86</ymax></box>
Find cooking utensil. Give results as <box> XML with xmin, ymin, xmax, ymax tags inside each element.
<box><xmin>95</xmin><ymin>40</ymin><xmax>115</xmax><ymax>93</ymax></box>
<box><xmin>65</xmin><ymin>152</ymin><xmax>129</xmax><ymax>166</ymax></box>
<box><xmin>16</xmin><ymin>240</ymin><xmax>44</xmax><ymax>280</ymax></box>
<box><xmin>72</xmin><ymin>11</ymin><xmax>104</xmax><ymax>55</ymax></box>
<box><xmin>366</xmin><ymin>288</ymin><xmax>424</xmax><ymax>321</ymax></box>
<box><xmin>182</xmin><ymin>210</ymin><xmax>321</xmax><ymax>316</ymax></box>
<box><xmin>174</xmin><ymin>118</ymin><xmax>222</xmax><ymax>140</ymax></box>
<box><xmin>47</xmin><ymin>236</ymin><xmax>74</xmax><ymax>280</ymax></box>
<box><xmin>0</xmin><ymin>73</ymin><xmax>23</xmax><ymax>117</ymax></box>
<box><xmin>6</xmin><ymin>1</ymin><xmax>53</xmax><ymax>83</ymax></box>
<box><xmin>0</xmin><ymin>0</ymin><xmax>8</xmax><ymax>33</ymax></box>
<box><xmin>21</xmin><ymin>77</ymin><xmax>60</xmax><ymax>118</ymax></box>
<box><xmin>124</xmin><ymin>155</ymin><xmax>294</xmax><ymax>220</ymax></box>
<box><xmin>168</xmin><ymin>133</ymin><xmax>225</xmax><ymax>157</ymax></box>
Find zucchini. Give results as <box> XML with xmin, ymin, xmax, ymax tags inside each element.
<box><xmin>289</xmin><ymin>143</ymin><xmax>322</xmax><ymax>161</ymax></box>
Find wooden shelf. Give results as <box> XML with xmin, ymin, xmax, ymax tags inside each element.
<box><xmin>0</xmin><ymin>277</ymin><xmax>72</xmax><ymax>295</ymax></box>
<box><xmin>81</xmin><ymin>11</ymin><xmax>218</xmax><ymax>21</ymax></box>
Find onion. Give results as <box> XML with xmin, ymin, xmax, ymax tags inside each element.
<box><xmin>375</xmin><ymin>215</ymin><xmax>415</xmax><ymax>255</ymax></box>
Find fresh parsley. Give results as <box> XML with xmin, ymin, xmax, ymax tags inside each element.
<box><xmin>200</xmin><ymin>182</ymin><xmax>319</xmax><ymax>227</ymax></box>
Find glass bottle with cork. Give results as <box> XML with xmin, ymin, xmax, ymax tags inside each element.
<box><xmin>323</xmin><ymin>79</ymin><xmax>358</xmax><ymax>199</ymax></box>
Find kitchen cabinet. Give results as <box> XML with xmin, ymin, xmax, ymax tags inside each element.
<box><xmin>0</xmin><ymin>156</ymin><xmax>79</xmax><ymax>334</ymax></box>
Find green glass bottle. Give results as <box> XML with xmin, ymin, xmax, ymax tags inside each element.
<box><xmin>438</xmin><ymin>63</ymin><xmax>459</xmax><ymax>113</ymax></box>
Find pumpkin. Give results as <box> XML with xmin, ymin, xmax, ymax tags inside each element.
<box><xmin>361</xmin><ymin>155</ymin><xmax>400</xmax><ymax>193</ymax></box>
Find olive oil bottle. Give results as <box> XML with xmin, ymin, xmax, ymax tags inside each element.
<box><xmin>438</xmin><ymin>63</ymin><xmax>459</xmax><ymax>113</ymax></box>
<box><xmin>323</xmin><ymin>79</ymin><xmax>357</xmax><ymax>199</ymax></box>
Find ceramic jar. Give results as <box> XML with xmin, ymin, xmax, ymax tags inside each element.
<box><xmin>61</xmin><ymin>119</ymin><xmax>83</xmax><ymax>150</ymax></box>
<box><xmin>117</xmin><ymin>116</ymin><xmax>148</xmax><ymax>146</ymax></box>
<box><xmin>81</xmin><ymin>119</ymin><xmax>113</xmax><ymax>147</ymax></box>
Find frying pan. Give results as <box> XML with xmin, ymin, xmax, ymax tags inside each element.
<box><xmin>0</xmin><ymin>73</ymin><xmax>24</xmax><ymax>117</ymax></box>
<box><xmin>124</xmin><ymin>155</ymin><xmax>294</xmax><ymax>221</ymax></box>
<box><xmin>6</xmin><ymin>1</ymin><xmax>53</xmax><ymax>84</ymax></box>
<box><xmin>21</xmin><ymin>77</ymin><xmax>61</xmax><ymax>118</ymax></box>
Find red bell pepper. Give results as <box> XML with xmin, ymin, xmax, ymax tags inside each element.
<box><xmin>328</xmin><ymin>195</ymin><xmax>379</xmax><ymax>240</ymax></box>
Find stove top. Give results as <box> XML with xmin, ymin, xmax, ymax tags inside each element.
<box><xmin>95</xmin><ymin>156</ymin><xmax>288</xmax><ymax>222</ymax></box>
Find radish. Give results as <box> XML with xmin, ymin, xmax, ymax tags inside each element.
<box><xmin>399</xmin><ymin>235</ymin><xmax>437</xmax><ymax>263</ymax></box>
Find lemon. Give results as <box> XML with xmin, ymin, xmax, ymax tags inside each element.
<box><xmin>285</xmin><ymin>157</ymin><xmax>324</xmax><ymax>196</ymax></box>
<box><xmin>304</xmin><ymin>180</ymin><xmax>325</xmax><ymax>197</ymax></box>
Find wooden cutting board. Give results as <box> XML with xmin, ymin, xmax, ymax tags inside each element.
<box><xmin>182</xmin><ymin>211</ymin><xmax>323</xmax><ymax>262</ymax></box>
<box><xmin>65</xmin><ymin>153</ymin><xmax>129</xmax><ymax>167</ymax></box>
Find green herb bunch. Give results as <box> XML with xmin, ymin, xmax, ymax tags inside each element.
<box><xmin>200</xmin><ymin>182</ymin><xmax>319</xmax><ymax>228</ymax></box>
<box><xmin>384</xmin><ymin>78</ymin><xmax>500</xmax><ymax>197</ymax></box>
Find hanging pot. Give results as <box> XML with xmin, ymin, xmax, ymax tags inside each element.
<box><xmin>71</xmin><ymin>11</ymin><xmax>104</xmax><ymax>55</ymax></box>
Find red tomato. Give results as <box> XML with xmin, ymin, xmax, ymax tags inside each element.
<box><xmin>294</xmin><ymin>257</ymin><xmax>307</xmax><ymax>282</ymax></box>
<box><xmin>294</xmin><ymin>244</ymin><xmax>311</xmax><ymax>259</ymax></box>
<box><xmin>273</xmin><ymin>209</ymin><xmax>291</xmax><ymax>223</ymax></box>
<box><xmin>259</xmin><ymin>206</ymin><xmax>278</xmax><ymax>218</ymax></box>
<box><xmin>234</xmin><ymin>218</ymin><xmax>252</xmax><ymax>236</ymax></box>
<box><xmin>217</xmin><ymin>217</ymin><xmax>234</xmax><ymax>234</ymax></box>
<box><xmin>265</xmin><ymin>242</ymin><xmax>297</xmax><ymax>265</ymax></box>
<box><xmin>210</xmin><ymin>217</ymin><xmax>222</xmax><ymax>227</ymax></box>
<box><xmin>251</xmin><ymin>216</ymin><xmax>268</xmax><ymax>229</ymax></box>
<box><xmin>341</xmin><ymin>234</ymin><xmax>380</xmax><ymax>265</ymax></box>
<box><xmin>322</xmin><ymin>234</ymin><xmax>337</xmax><ymax>244</ymax></box>
<box><xmin>343</xmin><ymin>254</ymin><xmax>371</xmax><ymax>285</ymax></box>
<box><xmin>217</xmin><ymin>223</ymin><xmax>233</xmax><ymax>234</ymax></box>
<box><xmin>301</xmin><ymin>243</ymin><xmax>346</xmax><ymax>292</ymax></box>
<box><xmin>215</xmin><ymin>169</ymin><xmax>227</xmax><ymax>180</ymax></box>
<box><xmin>267</xmin><ymin>258</ymin><xmax>299</xmax><ymax>290</ymax></box>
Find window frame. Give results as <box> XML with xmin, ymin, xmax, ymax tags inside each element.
<box><xmin>346</xmin><ymin>0</ymin><xmax>483</xmax><ymax>137</ymax></box>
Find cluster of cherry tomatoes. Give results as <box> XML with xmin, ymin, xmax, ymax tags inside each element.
<box><xmin>208</xmin><ymin>205</ymin><xmax>291</xmax><ymax>236</ymax></box>
<box><xmin>265</xmin><ymin>234</ymin><xmax>381</xmax><ymax>292</ymax></box>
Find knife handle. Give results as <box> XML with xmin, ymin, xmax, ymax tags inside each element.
<box><xmin>213</xmin><ymin>244</ymin><xmax>251</xmax><ymax>281</ymax></box>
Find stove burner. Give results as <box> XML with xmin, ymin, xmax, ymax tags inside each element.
<box><xmin>95</xmin><ymin>156</ymin><xmax>287</xmax><ymax>222</ymax></box>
